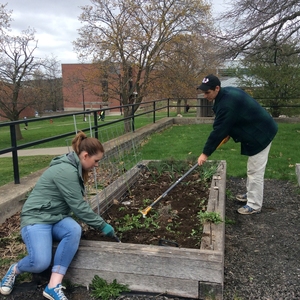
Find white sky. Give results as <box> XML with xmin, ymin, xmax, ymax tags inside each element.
<box><xmin>5</xmin><ymin>0</ymin><xmax>90</xmax><ymax>64</ymax></box>
<box><xmin>4</xmin><ymin>0</ymin><xmax>227</xmax><ymax>64</ymax></box>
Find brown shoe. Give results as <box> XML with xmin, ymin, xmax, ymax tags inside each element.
<box><xmin>236</xmin><ymin>193</ymin><xmax>247</xmax><ymax>202</ymax></box>
<box><xmin>237</xmin><ymin>205</ymin><xmax>261</xmax><ymax>215</ymax></box>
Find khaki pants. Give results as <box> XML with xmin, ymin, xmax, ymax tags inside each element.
<box><xmin>246</xmin><ymin>142</ymin><xmax>272</xmax><ymax>210</ymax></box>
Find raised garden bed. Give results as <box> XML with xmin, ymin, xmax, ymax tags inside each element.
<box><xmin>65</xmin><ymin>160</ymin><xmax>226</xmax><ymax>300</ymax></box>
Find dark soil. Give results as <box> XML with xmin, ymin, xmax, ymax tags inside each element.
<box><xmin>1</xmin><ymin>176</ymin><xmax>300</xmax><ymax>300</ymax></box>
<box><xmin>82</xmin><ymin>168</ymin><xmax>211</xmax><ymax>249</ymax></box>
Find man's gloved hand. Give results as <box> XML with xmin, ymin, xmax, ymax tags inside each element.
<box><xmin>102</xmin><ymin>223</ymin><xmax>115</xmax><ymax>237</ymax></box>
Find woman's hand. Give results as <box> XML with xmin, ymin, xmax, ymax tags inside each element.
<box><xmin>102</xmin><ymin>223</ymin><xmax>115</xmax><ymax>237</ymax></box>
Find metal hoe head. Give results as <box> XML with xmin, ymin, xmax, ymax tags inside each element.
<box><xmin>139</xmin><ymin>163</ymin><xmax>199</xmax><ymax>217</ymax></box>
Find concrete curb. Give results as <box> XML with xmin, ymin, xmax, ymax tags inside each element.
<box><xmin>0</xmin><ymin>168</ymin><xmax>47</xmax><ymax>224</ymax></box>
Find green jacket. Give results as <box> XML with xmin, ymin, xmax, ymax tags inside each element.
<box><xmin>21</xmin><ymin>152</ymin><xmax>106</xmax><ymax>230</ymax></box>
<box><xmin>203</xmin><ymin>87</ymin><xmax>278</xmax><ymax>156</ymax></box>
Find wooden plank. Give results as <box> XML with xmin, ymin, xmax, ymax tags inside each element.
<box><xmin>65</xmin><ymin>268</ymin><xmax>199</xmax><ymax>299</ymax></box>
<box><xmin>67</xmin><ymin>241</ymin><xmax>223</xmax><ymax>283</ymax></box>
<box><xmin>200</xmin><ymin>161</ymin><xmax>226</xmax><ymax>253</ymax></box>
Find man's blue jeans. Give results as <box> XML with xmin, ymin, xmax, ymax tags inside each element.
<box><xmin>17</xmin><ymin>217</ymin><xmax>81</xmax><ymax>275</ymax></box>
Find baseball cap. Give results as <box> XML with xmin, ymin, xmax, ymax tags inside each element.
<box><xmin>197</xmin><ymin>74</ymin><xmax>221</xmax><ymax>91</ymax></box>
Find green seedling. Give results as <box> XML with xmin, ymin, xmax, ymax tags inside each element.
<box><xmin>115</xmin><ymin>211</ymin><xmax>160</xmax><ymax>234</ymax></box>
<box><xmin>190</xmin><ymin>229</ymin><xmax>198</xmax><ymax>236</ymax></box>
<box><xmin>225</xmin><ymin>217</ymin><xmax>236</xmax><ymax>225</ymax></box>
<box><xmin>90</xmin><ymin>275</ymin><xmax>130</xmax><ymax>300</ymax></box>
<box><xmin>226</xmin><ymin>189</ymin><xmax>235</xmax><ymax>200</ymax></box>
<box><xmin>197</xmin><ymin>211</ymin><xmax>223</xmax><ymax>224</ymax></box>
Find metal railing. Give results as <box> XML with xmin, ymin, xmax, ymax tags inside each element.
<box><xmin>1</xmin><ymin>98</ymin><xmax>299</xmax><ymax>184</ymax></box>
<box><xmin>1</xmin><ymin>99</ymin><xmax>195</xmax><ymax>184</ymax></box>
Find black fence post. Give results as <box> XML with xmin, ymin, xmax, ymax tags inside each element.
<box><xmin>167</xmin><ymin>98</ymin><xmax>170</xmax><ymax>117</ymax></box>
<box><xmin>153</xmin><ymin>101</ymin><xmax>156</xmax><ymax>123</ymax></box>
<box><xmin>93</xmin><ymin>111</ymin><xmax>99</xmax><ymax>139</ymax></box>
<box><xmin>10</xmin><ymin>124</ymin><xmax>20</xmax><ymax>184</ymax></box>
<box><xmin>131</xmin><ymin>104</ymin><xmax>135</xmax><ymax>132</ymax></box>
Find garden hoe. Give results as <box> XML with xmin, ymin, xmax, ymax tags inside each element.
<box><xmin>139</xmin><ymin>136</ymin><xmax>230</xmax><ymax>218</ymax></box>
<box><xmin>139</xmin><ymin>162</ymin><xmax>199</xmax><ymax>218</ymax></box>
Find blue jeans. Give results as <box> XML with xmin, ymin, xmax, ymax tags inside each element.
<box><xmin>17</xmin><ymin>217</ymin><xmax>81</xmax><ymax>276</ymax></box>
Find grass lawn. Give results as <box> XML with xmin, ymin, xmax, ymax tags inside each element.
<box><xmin>138</xmin><ymin>122</ymin><xmax>300</xmax><ymax>183</ymax></box>
<box><xmin>0</xmin><ymin>119</ymin><xmax>299</xmax><ymax>186</ymax></box>
<box><xmin>0</xmin><ymin>111</ymin><xmax>181</xmax><ymax>149</ymax></box>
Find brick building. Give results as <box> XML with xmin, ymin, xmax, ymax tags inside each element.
<box><xmin>62</xmin><ymin>64</ymin><xmax>120</xmax><ymax>113</ymax></box>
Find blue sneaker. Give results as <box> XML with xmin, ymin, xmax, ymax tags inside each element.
<box><xmin>237</xmin><ymin>205</ymin><xmax>261</xmax><ymax>215</ymax></box>
<box><xmin>43</xmin><ymin>283</ymin><xmax>68</xmax><ymax>300</ymax></box>
<box><xmin>0</xmin><ymin>263</ymin><xmax>18</xmax><ymax>295</ymax></box>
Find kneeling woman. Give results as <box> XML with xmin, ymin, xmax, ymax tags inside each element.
<box><xmin>0</xmin><ymin>131</ymin><xmax>115</xmax><ymax>300</ymax></box>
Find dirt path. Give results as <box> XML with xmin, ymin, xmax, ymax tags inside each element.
<box><xmin>224</xmin><ymin>177</ymin><xmax>300</xmax><ymax>300</ymax></box>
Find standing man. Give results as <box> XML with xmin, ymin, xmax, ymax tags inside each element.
<box><xmin>197</xmin><ymin>74</ymin><xmax>278</xmax><ymax>215</ymax></box>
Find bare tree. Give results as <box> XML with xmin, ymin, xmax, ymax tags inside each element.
<box><xmin>153</xmin><ymin>33</ymin><xmax>220</xmax><ymax>113</ymax></box>
<box><xmin>217</xmin><ymin>0</ymin><xmax>300</xmax><ymax>59</ymax></box>
<box><xmin>74</xmin><ymin>0</ymin><xmax>212</xmax><ymax>131</ymax></box>
<box><xmin>0</xmin><ymin>5</ymin><xmax>63</xmax><ymax>140</ymax></box>
<box><xmin>40</xmin><ymin>56</ymin><xmax>63</xmax><ymax>113</ymax></box>
<box><xmin>0</xmin><ymin>27</ymin><xmax>43</xmax><ymax>140</ymax></box>
<box><xmin>0</xmin><ymin>4</ymin><xmax>11</xmax><ymax>36</ymax></box>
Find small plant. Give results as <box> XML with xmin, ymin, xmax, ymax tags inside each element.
<box><xmin>145</xmin><ymin>161</ymin><xmax>166</xmax><ymax>181</ymax></box>
<box><xmin>190</xmin><ymin>229</ymin><xmax>198</xmax><ymax>236</ymax></box>
<box><xmin>90</xmin><ymin>275</ymin><xmax>130</xmax><ymax>300</ymax></box>
<box><xmin>142</xmin><ymin>198</ymin><xmax>152</xmax><ymax>206</ymax></box>
<box><xmin>197</xmin><ymin>211</ymin><xmax>223</xmax><ymax>224</ymax></box>
<box><xmin>115</xmin><ymin>210</ymin><xmax>160</xmax><ymax>234</ymax></box>
<box><xmin>225</xmin><ymin>217</ymin><xmax>236</xmax><ymax>225</ymax></box>
<box><xmin>226</xmin><ymin>189</ymin><xmax>234</xmax><ymax>200</ymax></box>
<box><xmin>233</xmin><ymin>294</ymin><xmax>243</xmax><ymax>300</ymax></box>
<box><xmin>199</xmin><ymin>162</ymin><xmax>219</xmax><ymax>182</ymax></box>
<box><xmin>166</xmin><ymin>223</ymin><xmax>176</xmax><ymax>233</ymax></box>
<box><xmin>163</xmin><ymin>163</ymin><xmax>176</xmax><ymax>181</ymax></box>
<box><xmin>143</xmin><ymin>212</ymin><xmax>161</xmax><ymax>230</ymax></box>
<box><xmin>116</xmin><ymin>214</ymin><xmax>143</xmax><ymax>232</ymax></box>
<box><xmin>197</xmin><ymin>197</ymin><xmax>207</xmax><ymax>211</ymax></box>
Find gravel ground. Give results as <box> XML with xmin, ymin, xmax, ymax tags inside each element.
<box><xmin>2</xmin><ymin>178</ymin><xmax>300</xmax><ymax>300</ymax></box>
<box><xmin>223</xmin><ymin>177</ymin><xmax>300</xmax><ymax>300</ymax></box>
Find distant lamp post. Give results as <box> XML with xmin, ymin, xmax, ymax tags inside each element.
<box><xmin>82</xmin><ymin>86</ymin><xmax>86</xmax><ymax>122</ymax></box>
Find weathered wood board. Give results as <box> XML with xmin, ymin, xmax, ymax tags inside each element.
<box><xmin>65</xmin><ymin>160</ymin><xmax>227</xmax><ymax>299</ymax></box>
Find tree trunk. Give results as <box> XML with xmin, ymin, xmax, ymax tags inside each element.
<box><xmin>123</xmin><ymin>106</ymin><xmax>132</xmax><ymax>133</ymax></box>
<box><xmin>177</xmin><ymin>99</ymin><xmax>182</xmax><ymax>114</ymax></box>
<box><xmin>15</xmin><ymin>124</ymin><xmax>24</xmax><ymax>141</ymax></box>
